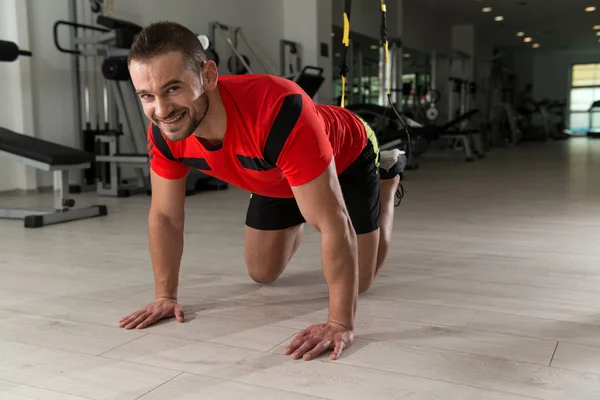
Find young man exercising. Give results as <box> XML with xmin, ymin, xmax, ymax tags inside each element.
<box><xmin>118</xmin><ymin>21</ymin><xmax>406</xmax><ymax>362</ymax></box>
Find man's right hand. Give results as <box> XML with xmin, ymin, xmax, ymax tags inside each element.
<box><xmin>118</xmin><ymin>297</ymin><xmax>184</xmax><ymax>329</ymax></box>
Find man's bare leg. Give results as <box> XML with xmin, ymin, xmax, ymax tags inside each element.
<box><xmin>357</xmin><ymin>149</ymin><xmax>403</xmax><ymax>293</ymax></box>
<box><xmin>244</xmin><ymin>224</ymin><xmax>304</xmax><ymax>283</ymax></box>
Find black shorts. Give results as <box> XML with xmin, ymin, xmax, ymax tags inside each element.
<box><xmin>246</xmin><ymin>123</ymin><xmax>381</xmax><ymax>235</ymax></box>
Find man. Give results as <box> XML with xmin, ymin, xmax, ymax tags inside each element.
<box><xmin>118</xmin><ymin>21</ymin><xmax>406</xmax><ymax>362</ymax></box>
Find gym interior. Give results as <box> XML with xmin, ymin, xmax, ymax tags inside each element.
<box><xmin>1</xmin><ymin>0</ymin><xmax>600</xmax><ymax>398</ymax></box>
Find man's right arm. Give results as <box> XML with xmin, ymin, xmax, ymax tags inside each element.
<box><xmin>148</xmin><ymin>169</ymin><xmax>188</xmax><ymax>300</ymax></box>
<box><xmin>118</xmin><ymin>125</ymin><xmax>190</xmax><ymax>329</ymax></box>
<box><xmin>118</xmin><ymin>170</ymin><xmax>188</xmax><ymax>330</ymax></box>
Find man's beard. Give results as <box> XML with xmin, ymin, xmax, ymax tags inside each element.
<box><xmin>158</xmin><ymin>96</ymin><xmax>209</xmax><ymax>142</ymax></box>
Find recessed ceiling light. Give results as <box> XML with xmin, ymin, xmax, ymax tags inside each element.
<box><xmin>517</xmin><ymin>32</ymin><xmax>525</xmax><ymax>37</ymax></box>
<box><xmin>585</xmin><ymin>6</ymin><xmax>596</xmax><ymax>12</ymax></box>
<box><xmin>524</xmin><ymin>37</ymin><xmax>533</xmax><ymax>43</ymax></box>
<box><xmin>495</xmin><ymin>16</ymin><xmax>504</xmax><ymax>21</ymax></box>
<box><xmin>533</xmin><ymin>43</ymin><xmax>540</xmax><ymax>48</ymax></box>
<box><xmin>482</xmin><ymin>7</ymin><xmax>492</xmax><ymax>12</ymax></box>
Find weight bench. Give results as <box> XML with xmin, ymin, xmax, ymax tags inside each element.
<box><xmin>0</xmin><ymin>127</ymin><xmax>108</xmax><ymax>228</ymax></box>
<box><xmin>434</xmin><ymin>109</ymin><xmax>485</xmax><ymax>162</ymax></box>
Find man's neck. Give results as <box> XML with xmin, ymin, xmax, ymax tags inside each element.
<box><xmin>193</xmin><ymin>84</ymin><xmax>227</xmax><ymax>143</ymax></box>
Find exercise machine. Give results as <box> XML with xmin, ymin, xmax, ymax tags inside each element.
<box><xmin>489</xmin><ymin>103</ymin><xmax>521</xmax><ymax>146</ymax></box>
<box><xmin>54</xmin><ymin>15</ymin><xmax>149</xmax><ymax>196</ymax></box>
<box><xmin>345</xmin><ymin>103</ymin><xmax>428</xmax><ymax>170</ymax></box>
<box><xmin>208</xmin><ymin>22</ymin><xmax>325</xmax><ymax>98</ymax></box>
<box><xmin>0</xmin><ymin>40</ymin><xmax>107</xmax><ymax>228</ymax></box>
<box><xmin>54</xmin><ymin>6</ymin><xmax>227</xmax><ymax>197</ymax></box>
<box><xmin>280</xmin><ymin>39</ymin><xmax>326</xmax><ymax>98</ymax></box>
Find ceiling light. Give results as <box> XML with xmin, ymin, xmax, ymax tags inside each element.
<box><xmin>597</xmin><ymin>31</ymin><xmax>600</xmax><ymax>36</ymax></box>
<box><xmin>495</xmin><ymin>16</ymin><xmax>504</xmax><ymax>22</ymax></box>
<box><xmin>585</xmin><ymin>6</ymin><xmax>596</xmax><ymax>12</ymax></box>
<box><xmin>482</xmin><ymin>7</ymin><xmax>492</xmax><ymax>12</ymax></box>
<box><xmin>533</xmin><ymin>43</ymin><xmax>540</xmax><ymax>48</ymax></box>
<box><xmin>524</xmin><ymin>37</ymin><xmax>533</xmax><ymax>43</ymax></box>
<box><xmin>594</xmin><ymin>25</ymin><xmax>600</xmax><ymax>30</ymax></box>
<box><xmin>517</xmin><ymin>32</ymin><xmax>525</xmax><ymax>37</ymax></box>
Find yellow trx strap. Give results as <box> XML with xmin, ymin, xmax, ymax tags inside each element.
<box><xmin>380</xmin><ymin>0</ymin><xmax>390</xmax><ymax>97</ymax></box>
<box><xmin>380</xmin><ymin>0</ymin><xmax>412</xmax><ymax>161</ymax></box>
<box><xmin>340</xmin><ymin>0</ymin><xmax>352</xmax><ymax>107</ymax></box>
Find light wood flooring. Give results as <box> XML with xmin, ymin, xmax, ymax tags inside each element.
<box><xmin>0</xmin><ymin>138</ymin><xmax>599</xmax><ymax>399</ymax></box>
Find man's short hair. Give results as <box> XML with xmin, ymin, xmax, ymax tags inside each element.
<box><xmin>128</xmin><ymin>21</ymin><xmax>207</xmax><ymax>75</ymax></box>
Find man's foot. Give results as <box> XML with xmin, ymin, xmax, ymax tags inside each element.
<box><xmin>379</xmin><ymin>149</ymin><xmax>407</xmax><ymax>206</ymax></box>
<box><xmin>379</xmin><ymin>149</ymin><xmax>406</xmax><ymax>179</ymax></box>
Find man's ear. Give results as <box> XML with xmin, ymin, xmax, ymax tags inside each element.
<box><xmin>202</xmin><ymin>60</ymin><xmax>219</xmax><ymax>91</ymax></box>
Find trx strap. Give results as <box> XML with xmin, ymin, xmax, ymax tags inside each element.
<box><xmin>380</xmin><ymin>0</ymin><xmax>389</xmax><ymax>96</ymax></box>
<box><xmin>337</xmin><ymin>0</ymin><xmax>412</xmax><ymax>172</ymax></box>
<box><xmin>379</xmin><ymin>0</ymin><xmax>412</xmax><ymax>161</ymax></box>
<box><xmin>339</xmin><ymin>0</ymin><xmax>351</xmax><ymax>107</ymax></box>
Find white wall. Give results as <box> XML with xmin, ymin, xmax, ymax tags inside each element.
<box><xmin>0</xmin><ymin>0</ymin><xmax>37</xmax><ymax>192</ymax></box>
<box><xmin>112</xmin><ymin>0</ymin><xmax>284</xmax><ymax>76</ymax></box>
<box><xmin>283</xmin><ymin>0</ymin><xmax>333</xmax><ymax>104</ymax></box>
<box><xmin>28</xmin><ymin>0</ymin><xmax>80</xmax><ymax>189</ymax></box>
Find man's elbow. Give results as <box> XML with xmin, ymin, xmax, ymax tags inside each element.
<box><xmin>309</xmin><ymin>208</ymin><xmax>355</xmax><ymax>240</ymax></box>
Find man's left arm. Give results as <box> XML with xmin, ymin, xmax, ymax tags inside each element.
<box><xmin>265</xmin><ymin>92</ymin><xmax>358</xmax><ymax>361</ymax></box>
<box><xmin>287</xmin><ymin>160</ymin><xmax>358</xmax><ymax>360</ymax></box>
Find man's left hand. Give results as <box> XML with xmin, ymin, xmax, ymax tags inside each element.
<box><xmin>283</xmin><ymin>321</ymin><xmax>354</xmax><ymax>361</ymax></box>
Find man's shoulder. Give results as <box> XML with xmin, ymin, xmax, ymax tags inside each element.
<box><xmin>219</xmin><ymin>74</ymin><xmax>307</xmax><ymax>103</ymax></box>
<box><xmin>219</xmin><ymin>74</ymin><xmax>311</xmax><ymax>126</ymax></box>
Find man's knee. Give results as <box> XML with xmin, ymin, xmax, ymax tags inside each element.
<box><xmin>358</xmin><ymin>253</ymin><xmax>387</xmax><ymax>294</ymax></box>
<box><xmin>359</xmin><ymin>278</ymin><xmax>374</xmax><ymax>294</ymax></box>
<box><xmin>245</xmin><ymin>253</ymin><xmax>287</xmax><ymax>284</ymax></box>
<box><xmin>247</xmin><ymin>264</ymin><xmax>284</xmax><ymax>284</ymax></box>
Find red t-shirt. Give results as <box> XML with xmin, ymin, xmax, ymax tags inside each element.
<box><xmin>147</xmin><ymin>74</ymin><xmax>368</xmax><ymax>198</ymax></box>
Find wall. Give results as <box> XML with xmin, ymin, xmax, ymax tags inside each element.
<box><xmin>0</xmin><ymin>0</ymin><xmax>37</xmax><ymax>192</ymax></box>
<box><xmin>473</xmin><ymin>31</ymin><xmax>494</xmax><ymax>118</ymax></box>
<box><xmin>283</xmin><ymin>0</ymin><xmax>333</xmax><ymax>104</ymax></box>
<box><xmin>507</xmin><ymin>48</ymin><xmax>600</xmax><ymax>105</ymax></box>
<box><xmin>532</xmin><ymin>50</ymin><xmax>600</xmax><ymax>103</ymax></box>
<box><xmin>112</xmin><ymin>0</ymin><xmax>284</xmax><ymax>76</ymax></box>
<box><xmin>28</xmin><ymin>0</ymin><xmax>80</xmax><ymax>189</ymax></box>
<box><xmin>332</xmin><ymin>0</ymin><xmax>400</xmax><ymax>40</ymax></box>
<box><xmin>402</xmin><ymin>0</ymin><xmax>451</xmax><ymax>53</ymax></box>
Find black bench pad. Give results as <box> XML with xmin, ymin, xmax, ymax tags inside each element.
<box><xmin>0</xmin><ymin>127</ymin><xmax>94</xmax><ymax>166</ymax></box>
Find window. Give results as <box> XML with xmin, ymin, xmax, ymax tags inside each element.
<box><xmin>572</xmin><ymin>64</ymin><xmax>600</xmax><ymax>87</ymax></box>
<box><xmin>569</xmin><ymin>63</ymin><xmax>600</xmax><ymax>133</ymax></box>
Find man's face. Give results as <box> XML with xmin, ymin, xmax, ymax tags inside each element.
<box><xmin>130</xmin><ymin>51</ymin><xmax>208</xmax><ymax>142</ymax></box>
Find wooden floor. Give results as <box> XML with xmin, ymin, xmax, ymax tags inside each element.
<box><xmin>0</xmin><ymin>138</ymin><xmax>599</xmax><ymax>399</ymax></box>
